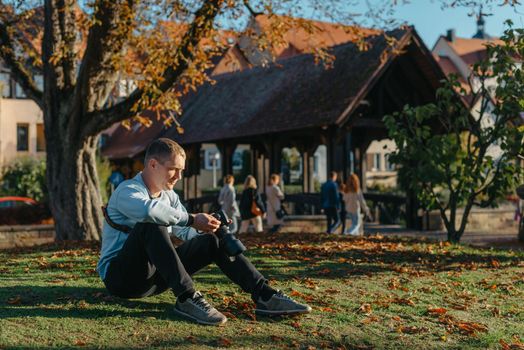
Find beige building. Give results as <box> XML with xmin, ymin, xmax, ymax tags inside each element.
<box><xmin>0</xmin><ymin>70</ymin><xmax>45</xmax><ymax>167</ymax></box>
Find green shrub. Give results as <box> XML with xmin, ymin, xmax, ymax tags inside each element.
<box><xmin>0</xmin><ymin>157</ymin><xmax>47</xmax><ymax>202</ymax></box>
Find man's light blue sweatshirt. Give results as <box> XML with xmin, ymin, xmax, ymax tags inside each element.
<box><xmin>97</xmin><ymin>172</ymin><xmax>198</xmax><ymax>281</ymax></box>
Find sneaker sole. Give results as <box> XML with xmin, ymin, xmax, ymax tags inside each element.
<box><xmin>172</xmin><ymin>307</ymin><xmax>227</xmax><ymax>326</ymax></box>
<box><xmin>255</xmin><ymin>307</ymin><xmax>312</xmax><ymax>316</ymax></box>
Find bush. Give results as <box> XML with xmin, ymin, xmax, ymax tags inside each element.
<box><xmin>0</xmin><ymin>157</ymin><xmax>47</xmax><ymax>202</ymax></box>
<box><xmin>96</xmin><ymin>155</ymin><xmax>112</xmax><ymax>204</ymax></box>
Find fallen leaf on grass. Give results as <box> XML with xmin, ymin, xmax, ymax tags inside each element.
<box><xmin>397</xmin><ymin>326</ymin><xmax>428</xmax><ymax>334</ymax></box>
<box><xmin>271</xmin><ymin>335</ymin><xmax>284</xmax><ymax>342</ymax></box>
<box><xmin>290</xmin><ymin>321</ymin><xmax>301</xmax><ymax>329</ymax></box>
<box><xmin>217</xmin><ymin>337</ymin><xmax>232</xmax><ymax>347</ymax></box>
<box><xmin>392</xmin><ymin>297</ymin><xmax>415</xmax><ymax>306</ymax></box>
<box><xmin>499</xmin><ymin>337</ymin><xmax>524</xmax><ymax>350</ymax></box>
<box><xmin>457</xmin><ymin>322</ymin><xmax>488</xmax><ymax>336</ymax></box>
<box><xmin>427</xmin><ymin>307</ymin><xmax>447</xmax><ymax>315</ymax></box>
<box><xmin>361</xmin><ymin>315</ymin><xmax>379</xmax><ymax>324</ymax></box>
<box><xmin>74</xmin><ymin>339</ymin><xmax>86</xmax><ymax>346</ymax></box>
<box><xmin>490</xmin><ymin>259</ymin><xmax>501</xmax><ymax>268</ymax></box>
<box><xmin>357</xmin><ymin>303</ymin><xmax>372</xmax><ymax>314</ymax></box>
<box><xmin>185</xmin><ymin>336</ymin><xmax>197</xmax><ymax>344</ymax></box>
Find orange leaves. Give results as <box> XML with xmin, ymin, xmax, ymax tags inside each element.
<box><xmin>217</xmin><ymin>337</ymin><xmax>232</xmax><ymax>347</ymax></box>
<box><xmin>431</xmin><ymin>313</ymin><xmax>488</xmax><ymax>337</ymax></box>
<box><xmin>455</xmin><ymin>321</ymin><xmax>488</xmax><ymax>336</ymax></box>
<box><xmin>397</xmin><ymin>325</ymin><xmax>428</xmax><ymax>334</ymax></box>
<box><xmin>500</xmin><ymin>337</ymin><xmax>524</xmax><ymax>350</ymax></box>
<box><xmin>490</xmin><ymin>259</ymin><xmax>501</xmax><ymax>268</ymax></box>
<box><xmin>74</xmin><ymin>339</ymin><xmax>87</xmax><ymax>346</ymax></box>
<box><xmin>357</xmin><ymin>303</ymin><xmax>372</xmax><ymax>315</ymax></box>
<box><xmin>391</xmin><ymin>297</ymin><xmax>415</xmax><ymax>307</ymax></box>
<box><xmin>427</xmin><ymin>307</ymin><xmax>447</xmax><ymax>315</ymax></box>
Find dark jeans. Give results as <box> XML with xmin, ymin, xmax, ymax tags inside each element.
<box><xmin>103</xmin><ymin>222</ymin><xmax>266</xmax><ymax>300</ymax></box>
<box><xmin>324</xmin><ymin>207</ymin><xmax>340</xmax><ymax>233</ymax></box>
<box><xmin>340</xmin><ymin>211</ymin><xmax>347</xmax><ymax>233</ymax></box>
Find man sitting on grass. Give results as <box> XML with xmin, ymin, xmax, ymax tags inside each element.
<box><xmin>97</xmin><ymin>138</ymin><xmax>311</xmax><ymax>325</ymax></box>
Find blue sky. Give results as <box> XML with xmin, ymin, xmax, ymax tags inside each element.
<box><xmin>389</xmin><ymin>1</ymin><xmax>524</xmax><ymax>48</ymax></box>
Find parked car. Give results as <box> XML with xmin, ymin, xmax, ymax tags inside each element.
<box><xmin>0</xmin><ymin>196</ymin><xmax>37</xmax><ymax>208</ymax></box>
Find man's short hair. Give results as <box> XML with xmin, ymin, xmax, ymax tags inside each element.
<box><xmin>144</xmin><ymin>138</ymin><xmax>186</xmax><ymax>164</ymax></box>
<box><xmin>330</xmin><ymin>171</ymin><xmax>337</xmax><ymax>179</ymax></box>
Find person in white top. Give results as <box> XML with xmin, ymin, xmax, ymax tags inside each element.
<box><xmin>218</xmin><ymin>174</ymin><xmax>240</xmax><ymax>233</ymax></box>
<box><xmin>341</xmin><ymin>173</ymin><xmax>371</xmax><ymax>235</ymax></box>
<box><xmin>265</xmin><ymin>174</ymin><xmax>285</xmax><ymax>233</ymax></box>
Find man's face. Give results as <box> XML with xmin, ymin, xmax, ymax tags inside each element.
<box><xmin>150</xmin><ymin>154</ymin><xmax>185</xmax><ymax>191</ymax></box>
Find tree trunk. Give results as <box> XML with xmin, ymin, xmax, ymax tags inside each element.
<box><xmin>46</xmin><ymin>133</ymin><xmax>103</xmax><ymax>241</ymax></box>
<box><xmin>446</xmin><ymin>229</ymin><xmax>461</xmax><ymax>244</ymax></box>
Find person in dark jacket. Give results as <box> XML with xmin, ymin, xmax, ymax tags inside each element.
<box><xmin>239</xmin><ymin>175</ymin><xmax>265</xmax><ymax>233</ymax></box>
<box><xmin>320</xmin><ymin>171</ymin><xmax>341</xmax><ymax>234</ymax></box>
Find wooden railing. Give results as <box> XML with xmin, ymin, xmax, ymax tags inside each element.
<box><xmin>184</xmin><ymin>191</ymin><xmax>407</xmax><ymax>224</ymax></box>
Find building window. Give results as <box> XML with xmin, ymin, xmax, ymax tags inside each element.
<box><xmin>36</xmin><ymin>123</ymin><xmax>46</xmax><ymax>152</ymax></box>
<box><xmin>373</xmin><ymin>153</ymin><xmax>381</xmax><ymax>171</ymax></box>
<box><xmin>204</xmin><ymin>149</ymin><xmax>221</xmax><ymax>170</ymax></box>
<box><xmin>385</xmin><ymin>154</ymin><xmax>395</xmax><ymax>171</ymax></box>
<box><xmin>15</xmin><ymin>83</ymin><xmax>26</xmax><ymax>98</ymax></box>
<box><xmin>232</xmin><ymin>150</ymin><xmax>243</xmax><ymax>170</ymax></box>
<box><xmin>17</xmin><ymin>123</ymin><xmax>29</xmax><ymax>151</ymax></box>
<box><xmin>0</xmin><ymin>73</ymin><xmax>10</xmax><ymax>97</ymax></box>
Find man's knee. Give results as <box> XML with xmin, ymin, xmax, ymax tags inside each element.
<box><xmin>133</xmin><ymin>222</ymin><xmax>170</xmax><ymax>237</ymax></box>
<box><xmin>200</xmin><ymin>233</ymin><xmax>220</xmax><ymax>249</ymax></box>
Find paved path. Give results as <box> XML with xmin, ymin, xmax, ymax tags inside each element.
<box><xmin>364</xmin><ymin>223</ymin><xmax>524</xmax><ymax>250</ymax></box>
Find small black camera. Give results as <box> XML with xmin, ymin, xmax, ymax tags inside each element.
<box><xmin>211</xmin><ymin>210</ymin><xmax>246</xmax><ymax>257</ymax></box>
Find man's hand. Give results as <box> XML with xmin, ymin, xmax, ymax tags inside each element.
<box><xmin>192</xmin><ymin>213</ymin><xmax>221</xmax><ymax>233</ymax></box>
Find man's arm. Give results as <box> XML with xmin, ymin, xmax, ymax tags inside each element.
<box><xmin>171</xmin><ymin>192</ymin><xmax>221</xmax><ymax>234</ymax></box>
<box><xmin>115</xmin><ymin>185</ymin><xmax>189</xmax><ymax>226</ymax></box>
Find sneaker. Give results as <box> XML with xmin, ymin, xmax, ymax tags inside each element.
<box><xmin>255</xmin><ymin>290</ymin><xmax>312</xmax><ymax>316</ymax></box>
<box><xmin>173</xmin><ymin>291</ymin><xmax>227</xmax><ymax>325</ymax></box>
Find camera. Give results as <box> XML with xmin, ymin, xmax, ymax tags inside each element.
<box><xmin>211</xmin><ymin>210</ymin><xmax>246</xmax><ymax>257</ymax></box>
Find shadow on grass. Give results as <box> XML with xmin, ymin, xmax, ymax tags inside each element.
<box><xmin>0</xmin><ymin>332</ymin><xmax>365</xmax><ymax>350</ymax></box>
<box><xmin>236</xmin><ymin>233</ymin><xmax>524</xmax><ymax>281</ymax></box>
<box><xmin>0</xmin><ymin>285</ymin><xmax>278</xmax><ymax>323</ymax></box>
<box><xmin>0</xmin><ymin>285</ymin><xmax>174</xmax><ymax>320</ymax></box>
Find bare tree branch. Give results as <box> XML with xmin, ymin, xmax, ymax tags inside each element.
<box><xmin>0</xmin><ymin>10</ymin><xmax>43</xmax><ymax>108</ymax></box>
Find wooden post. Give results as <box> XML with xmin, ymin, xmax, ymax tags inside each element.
<box><xmin>217</xmin><ymin>142</ymin><xmax>236</xmax><ymax>179</ymax></box>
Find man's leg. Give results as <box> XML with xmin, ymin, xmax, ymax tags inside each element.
<box><xmin>176</xmin><ymin>233</ymin><xmax>311</xmax><ymax>316</ymax></box>
<box><xmin>326</xmin><ymin>207</ymin><xmax>337</xmax><ymax>233</ymax></box>
<box><xmin>104</xmin><ymin>223</ymin><xmax>195</xmax><ymax>299</ymax></box>
<box><xmin>325</xmin><ymin>208</ymin><xmax>332</xmax><ymax>233</ymax></box>
<box><xmin>175</xmin><ymin>233</ymin><xmax>269</xmax><ymax>301</ymax></box>
<box><xmin>239</xmin><ymin>219</ymin><xmax>249</xmax><ymax>234</ymax></box>
<box><xmin>253</xmin><ymin>216</ymin><xmax>263</xmax><ymax>233</ymax></box>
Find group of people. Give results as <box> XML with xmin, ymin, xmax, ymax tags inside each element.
<box><xmin>217</xmin><ymin>173</ymin><xmax>285</xmax><ymax>235</ymax></box>
<box><xmin>321</xmin><ymin>171</ymin><xmax>371</xmax><ymax>235</ymax></box>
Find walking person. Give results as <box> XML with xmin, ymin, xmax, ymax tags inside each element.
<box><xmin>320</xmin><ymin>171</ymin><xmax>341</xmax><ymax>234</ymax></box>
<box><xmin>238</xmin><ymin>175</ymin><xmax>265</xmax><ymax>234</ymax></box>
<box><xmin>342</xmin><ymin>173</ymin><xmax>371</xmax><ymax>236</ymax></box>
<box><xmin>97</xmin><ymin>139</ymin><xmax>311</xmax><ymax>327</ymax></box>
<box><xmin>338</xmin><ymin>183</ymin><xmax>347</xmax><ymax>235</ymax></box>
<box><xmin>218</xmin><ymin>175</ymin><xmax>240</xmax><ymax>233</ymax></box>
<box><xmin>265</xmin><ymin>174</ymin><xmax>285</xmax><ymax>234</ymax></box>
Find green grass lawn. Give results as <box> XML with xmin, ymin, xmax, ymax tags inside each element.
<box><xmin>1</xmin><ymin>232</ymin><xmax>523</xmax><ymax>350</ymax></box>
